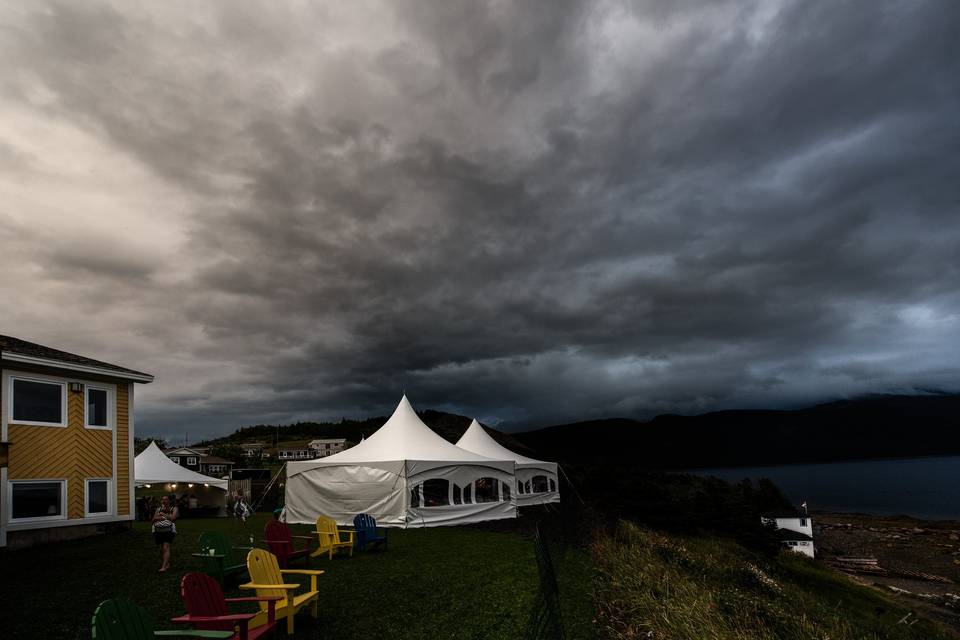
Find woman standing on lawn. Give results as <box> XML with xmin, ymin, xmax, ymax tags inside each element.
<box><xmin>151</xmin><ymin>494</ymin><xmax>179</xmax><ymax>572</ymax></box>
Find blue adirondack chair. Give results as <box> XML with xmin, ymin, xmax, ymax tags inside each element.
<box><xmin>353</xmin><ymin>514</ymin><xmax>387</xmax><ymax>551</ymax></box>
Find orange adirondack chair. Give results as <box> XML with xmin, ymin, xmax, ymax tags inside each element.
<box><xmin>311</xmin><ymin>515</ymin><xmax>354</xmax><ymax>560</ymax></box>
<box><xmin>241</xmin><ymin>548</ymin><xmax>323</xmax><ymax>635</ymax></box>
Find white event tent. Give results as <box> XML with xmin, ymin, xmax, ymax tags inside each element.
<box><xmin>284</xmin><ymin>396</ymin><xmax>517</xmax><ymax>527</ymax></box>
<box><xmin>456</xmin><ymin>419</ymin><xmax>561</xmax><ymax>506</ymax></box>
<box><xmin>135</xmin><ymin>441</ymin><xmax>229</xmax><ymax>514</ymax></box>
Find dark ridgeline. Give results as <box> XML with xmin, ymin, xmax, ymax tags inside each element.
<box><xmin>510</xmin><ymin>393</ymin><xmax>960</xmax><ymax>470</ymax></box>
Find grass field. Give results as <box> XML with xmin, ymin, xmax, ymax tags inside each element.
<box><xmin>1</xmin><ymin>513</ymin><xmax>595</xmax><ymax>640</ymax></box>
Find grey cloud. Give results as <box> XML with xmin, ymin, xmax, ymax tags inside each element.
<box><xmin>2</xmin><ymin>0</ymin><xmax>959</xmax><ymax>442</ymax></box>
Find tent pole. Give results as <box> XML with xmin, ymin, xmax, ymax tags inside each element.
<box><xmin>252</xmin><ymin>462</ymin><xmax>287</xmax><ymax>513</ymax></box>
<box><xmin>557</xmin><ymin>464</ymin><xmax>586</xmax><ymax>505</ymax></box>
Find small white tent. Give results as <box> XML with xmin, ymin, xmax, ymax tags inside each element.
<box><xmin>456</xmin><ymin>419</ymin><xmax>560</xmax><ymax>506</ymax></box>
<box><xmin>284</xmin><ymin>396</ymin><xmax>517</xmax><ymax>527</ymax></box>
<box><xmin>134</xmin><ymin>441</ymin><xmax>229</xmax><ymax>514</ymax></box>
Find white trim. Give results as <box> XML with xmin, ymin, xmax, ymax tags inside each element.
<box><xmin>84</xmin><ymin>478</ymin><xmax>113</xmax><ymax>517</ymax></box>
<box><xmin>0</xmin><ymin>352</ymin><xmax>154</xmax><ymax>383</ymax></box>
<box><xmin>128</xmin><ymin>383</ymin><xmax>135</xmax><ymax>517</ymax></box>
<box><xmin>7</xmin><ymin>478</ymin><xmax>68</xmax><ymax>524</ymax></box>
<box><xmin>7</xmin><ymin>375</ymin><xmax>67</xmax><ymax>428</ymax></box>
<box><xmin>84</xmin><ymin>384</ymin><xmax>115</xmax><ymax>430</ymax></box>
<box><xmin>186</xmin><ymin>457</ymin><xmax>197</xmax><ymax>466</ymax></box>
<box><xmin>4</xmin><ymin>513</ymin><xmax>133</xmax><ymax>532</ymax></box>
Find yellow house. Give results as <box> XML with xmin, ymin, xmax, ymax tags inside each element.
<box><xmin>0</xmin><ymin>335</ymin><xmax>153</xmax><ymax>549</ymax></box>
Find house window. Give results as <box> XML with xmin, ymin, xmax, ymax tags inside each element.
<box><xmin>10</xmin><ymin>480</ymin><xmax>66</xmax><ymax>521</ymax></box>
<box><xmin>11</xmin><ymin>378</ymin><xmax>65</xmax><ymax>426</ymax></box>
<box><xmin>85</xmin><ymin>387</ymin><xmax>110</xmax><ymax>429</ymax></box>
<box><xmin>86</xmin><ymin>479</ymin><xmax>111</xmax><ymax>516</ymax></box>
<box><xmin>799</xmin><ymin>518</ymin><xmax>807</xmax><ymax>527</ymax></box>
<box><xmin>170</xmin><ymin>457</ymin><xmax>180</xmax><ymax>464</ymax></box>
<box><xmin>186</xmin><ymin>457</ymin><xmax>197</xmax><ymax>466</ymax></box>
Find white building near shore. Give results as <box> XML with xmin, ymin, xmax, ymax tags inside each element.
<box><xmin>762</xmin><ymin>508</ymin><xmax>815</xmax><ymax>557</ymax></box>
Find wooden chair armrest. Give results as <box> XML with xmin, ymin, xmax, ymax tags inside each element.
<box><xmin>153</xmin><ymin>632</ymin><xmax>235</xmax><ymax>639</ymax></box>
<box><xmin>171</xmin><ymin>614</ymin><xmax>256</xmax><ymax>624</ymax></box>
<box><xmin>239</xmin><ymin>582</ymin><xmax>300</xmax><ymax>590</ymax></box>
<box><xmin>290</xmin><ymin>534</ymin><xmax>315</xmax><ymax>540</ymax></box>
<box><xmin>225</xmin><ymin>595</ymin><xmax>284</xmax><ymax>603</ymax></box>
<box><xmin>278</xmin><ymin>569</ymin><xmax>325</xmax><ymax>576</ymax></box>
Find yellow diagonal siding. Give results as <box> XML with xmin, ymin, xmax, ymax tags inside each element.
<box><xmin>7</xmin><ymin>381</ymin><xmax>126</xmax><ymax>519</ymax></box>
<box><xmin>116</xmin><ymin>384</ymin><xmax>130</xmax><ymax>515</ymax></box>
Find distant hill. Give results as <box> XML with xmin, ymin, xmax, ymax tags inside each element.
<box><xmin>511</xmin><ymin>394</ymin><xmax>960</xmax><ymax>469</ymax></box>
<box><xmin>196</xmin><ymin>409</ymin><xmax>534</xmax><ymax>456</ymax></box>
<box><xmin>195</xmin><ymin>393</ymin><xmax>959</xmax><ymax>469</ymax></box>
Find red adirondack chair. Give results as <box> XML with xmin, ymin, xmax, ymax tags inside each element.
<box><xmin>263</xmin><ymin>519</ymin><xmax>313</xmax><ymax>569</ymax></box>
<box><xmin>172</xmin><ymin>572</ymin><xmax>282</xmax><ymax>640</ymax></box>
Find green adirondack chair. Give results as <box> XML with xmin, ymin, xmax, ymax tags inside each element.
<box><xmin>193</xmin><ymin>531</ymin><xmax>252</xmax><ymax>585</ymax></box>
<box><xmin>91</xmin><ymin>598</ymin><xmax>234</xmax><ymax>639</ymax></box>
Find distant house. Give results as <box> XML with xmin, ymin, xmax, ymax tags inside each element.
<box><xmin>762</xmin><ymin>509</ymin><xmax>815</xmax><ymax>558</ymax></box>
<box><xmin>1</xmin><ymin>334</ymin><xmax>154</xmax><ymax>549</ymax></box>
<box><xmin>307</xmin><ymin>438</ymin><xmax>347</xmax><ymax>458</ymax></box>
<box><xmin>278</xmin><ymin>447</ymin><xmax>317</xmax><ymax>460</ymax></box>
<box><xmin>163</xmin><ymin>447</ymin><xmax>234</xmax><ymax>479</ymax></box>
<box><xmin>241</xmin><ymin>443</ymin><xmax>269</xmax><ymax>459</ymax></box>
<box><xmin>199</xmin><ymin>456</ymin><xmax>234</xmax><ymax>478</ymax></box>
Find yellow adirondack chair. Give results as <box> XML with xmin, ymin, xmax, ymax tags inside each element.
<box><xmin>241</xmin><ymin>548</ymin><xmax>323</xmax><ymax>635</ymax></box>
<box><xmin>311</xmin><ymin>515</ymin><xmax>355</xmax><ymax>560</ymax></box>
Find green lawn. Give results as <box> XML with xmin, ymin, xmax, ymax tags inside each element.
<box><xmin>0</xmin><ymin>513</ymin><xmax>594</xmax><ymax>640</ymax></box>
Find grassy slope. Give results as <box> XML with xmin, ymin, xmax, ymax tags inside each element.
<box><xmin>593</xmin><ymin>521</ymin><xmax>955</xmax><ymax>640</ymax></box>
<box><xmin>1</xmin><ymin>514</ymin><xmax>594</xmax><ymax>640</ymax></box>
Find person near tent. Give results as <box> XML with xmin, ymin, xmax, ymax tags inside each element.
<box><xmin>151</xmin><ymin>494</ymin><xmax>179</xmax><ymax>572</ymax></box>
<box><xmin>234</xmin><ymin>490</ymin><xmax>251</xmax><ymax>524</ymax></box>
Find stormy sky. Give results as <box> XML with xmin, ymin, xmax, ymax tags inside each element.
<box><xmin>2</xmin><ymin>1</ymin><xmax>959</xmax><ymax>441</ymax></box>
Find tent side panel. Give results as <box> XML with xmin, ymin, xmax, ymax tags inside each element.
<box><xmin>284</xmin><ymin>464</ymin><xmax>406</xmax><ymax>527</ymax></box>
<box><xmin>406</xmin><ymin>500</ymin><xmax>517</xmax><ymax>527</ymax></box>
<box><xmin>516</xmin><ymin>464</ymin><xmax>561</xmax><ymax>506</ymax></box>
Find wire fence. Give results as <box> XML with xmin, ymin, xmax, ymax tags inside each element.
<box><xmin>524</xmin><ymin>522</ymin><xmax>566</xmax><ymax>640</ymax></box>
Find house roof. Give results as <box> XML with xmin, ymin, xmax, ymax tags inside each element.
<box><xmin>164</xmin><ymin>448</ymin><xmax>203</xmax><ymax>456</ymax></box>
<box><xmin>0</xmin><ymin>334</ymin><xmax>154</xmax><ymax>382</ymax></box>
<box><xmin>762</xmin><ymin>509</ymin><xmax>807</xmax><ymax>519</ymax></box>
<box><xmin>774</xmin><ymin>529</ymin><xmax>814</xmax><ymax>542</ymax></box>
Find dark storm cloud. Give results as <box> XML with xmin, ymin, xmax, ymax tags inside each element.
<box><xmin>2</xmin><ymin>0</ymin><xmax>959</xmax><ymax>441</ymax></box>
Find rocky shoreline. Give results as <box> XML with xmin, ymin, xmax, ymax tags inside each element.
<box><xmin>814</xmin><ymin>511</ymin><xmax>960</xmax><ymax>631</ymax></box>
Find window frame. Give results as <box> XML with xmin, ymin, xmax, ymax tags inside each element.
<box><xmin>186</xmin><ymin>457</ymin><xmax>197</xmax><ymax>466</ymax></box>
<box><xmin>84</xmin><ymin>384</ymin><xmax>114</xmax><ymax>430</ymax></box>
<box><xmin>84</xmin><ymin>478</ymin><xmax>113</xmax><ymax>517</ymax></box>
<box><xmin>8</xmin><ymin>375</ymin><xmax>67</xmax><ymax>428</ymax></box>
<box><xmin>170</xmin><ymin>456</ymin><xmax>180</xmax><ymax>464</ymax></box>
<box><xmin>8</xmin><ymin>479</ymin><xmax>68</xmax><ymax>523</ymax></box>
